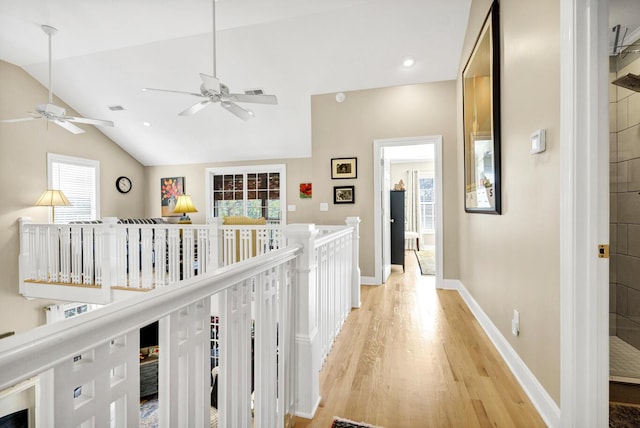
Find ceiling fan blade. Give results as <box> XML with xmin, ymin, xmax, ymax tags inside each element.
<box><xmin>221</xmin><ymin>101</ymin><xmax>254</xmax><ymax>121</ymax></box>
<box><xmin>199</xmin><ymin>74</ymin><xmax>221</xmax><ymax>93</ymax></box>
<box><xmin>0</xmin><ymin>116</ymin><xmax>43</xmax><ymax>123</ymax></box>
<box><xmin>226</xmin><ymin>93</ymin><xmax>278</xmax><ymax>105</ymax></box>
<box><xmin>143</xmin><ymin>87</ymin><xmax>204</xmax><ymax>97</ymax></box>
<box><xmin>53</xmin><ymin>119</ymin><xmax>85</xmax><ymax>134</ymax></box>
<box><xmin>179</xmin><ymin>100</ymin><xmax>213</xmax><ymax>116</ymax></box>
<box><xmin>66</xmin><ymin>116</ymin><xmax>114</xmax><ymax>127</ymax></box>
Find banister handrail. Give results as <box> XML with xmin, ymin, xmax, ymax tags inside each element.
<box><xmin>0</xmin><ymin>245</ymin><xmax>301</xmax><ymax>392</ymax></box>
<box><xmin>314</xmin><ymin>225</ymin><xmax>353</xmax><ymax>248</ymax></box>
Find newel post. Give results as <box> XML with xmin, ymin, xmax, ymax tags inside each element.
<box><xmin>18</xmin><ymin>217</ymin><xmax>32</xmax><ymax>296</ymax></box>
<box><xmin>284</xmin><ymin>223</ymin><xmax>321</xmax><ymax>419</ymax></box>
<box><xmin>207</xmin><ymin>216</ymin><xmax>222</xmax><ymax>270</ymax></box>
<box><xmin>346</xmin><ymin>216</ymin><xmax>361</xmax><ymax>309</ymax></box>
<box><xmin>101</xmin><ymin>217</ymin><xmax>119</xmax><ymax>302</ymax></box>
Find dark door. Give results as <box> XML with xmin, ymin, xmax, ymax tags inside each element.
<box><xmin>390</xmin><ymin>190</ymin><xmax>405</xmax><ymax>271</ymax></box>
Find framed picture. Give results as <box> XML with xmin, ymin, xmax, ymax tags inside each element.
<box><xmin>333</xmin><ymin>185</ymin><xmax>355</xmax><ymax>204</ymax></box>
<box><xmin>462</xmin><ymin>0</ymin><xmax>501</xmax><ymax>214</ymax></box>
<box><xmin>331</xmin><ymin>157</ymin><xmax>357</xmax><ymax>179</ymax></box>
<box><xmin>161</xmin><ymin>176</ymin><xmax>184</xmax><ymax>217</ymax></box>
<box><xmin>300</xmin><ymin>183</ymin><xmax>312</xmax><ymax>198</ymax></box>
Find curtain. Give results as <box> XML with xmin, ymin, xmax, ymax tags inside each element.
<box><xmin>405</xmin><ymin>170</ymin><xmax>421</xmax><ymax>250</ymax></box>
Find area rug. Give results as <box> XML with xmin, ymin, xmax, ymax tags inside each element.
<box><xmin>610</xmin><ymin>402</ymin><xmax>640</xmax><ymax>427</ymax></box>
<box><xmin>332</xmin><ymin>417</ymin><xmax>383</xmax><ymax>428</ymax></box>
<box><xmin>140</xmin><ymin>396</ymin><xmax>158</xmax><ymax>427</ymax></box>
<box><xmin>414</xmin><ymin>249</ymin><xmax>435</xmax><ymax>275</ymax></box>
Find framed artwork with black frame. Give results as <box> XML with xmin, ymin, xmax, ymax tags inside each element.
<box><xmin>333</xmin><ymin>185</ymin><xmax>355</xmax><ymax>204</ymax></box>
<box><xmin>331</xmin><ymin>157</ymin><xmax>357</xmax><ymax>179</ymax></box>
<box><xmin>462</xmin><ymin>0</ymin><xmax>501</xmax><ymax>214</ymax></box>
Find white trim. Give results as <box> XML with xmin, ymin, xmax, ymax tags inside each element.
<box><xmin>373</xmin><ymin>136</ymin><xmax>443</xmax><ymax>288</ymax></box>
<box><xmin>359</xmin><ymin>275</ymin><xmax>377</xmax><ymax>285</ymax></box>
<box><xmin>445</xmin><ymin>279</ymin><xmax>560</xmax><ymax>427</ymax></box>
<box><xmin>47</xmin><ymin>153</ymin><xmax>101</xmax><ymax>222</ymax></box>
<box><xmin>560</xmin><ymin>0</ymin><xmax>609</xmax><ymax>426</ymax></box>
<box><xmin>204</xmin><ymin>164</ymin><xmax>287</xmax><ymax>224</ymax></box>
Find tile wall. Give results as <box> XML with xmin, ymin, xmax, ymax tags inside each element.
<box><xmin>611</xmin><ymin>51</ymin><xmax>640</xmax><ymax>350</ymax></box>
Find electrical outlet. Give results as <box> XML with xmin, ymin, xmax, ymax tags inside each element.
<box><xmin>511</xmin><ymin>310</ymin><xmax>520</xmax><ymax>336</ymax></box>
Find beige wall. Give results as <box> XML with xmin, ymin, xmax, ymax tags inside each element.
<box><xmin>457</xmin><ymin>0</ymin><xmax>561</xmax><ymax>403</ymax></box>
<box><xmin>144</xmin><ymin>158</ymin><xmax>314</xmax><ymax>224</ymax></box>
<box><xmin>312</xmin><ymin>83</ymin><xmax>459</xmax><ymax>279</ymax></box>
<box><xmin>144</xmin><ymin>82</ymin><xmax>459</xmax><ymax>280</ymax></box>
<box><xmin>390</xmin><ymin>161</ymin><xmax>435</xmax><ymax>189</ymax></box>
<box><xmin>0</xmin><ymin>61</ymin><xmax>145</xmax><ymax>334</ymax></box>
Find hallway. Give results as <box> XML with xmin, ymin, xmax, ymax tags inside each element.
<box><xmin>294</xmin><ymin>251</ymin><xmax>545</xmax><ymax>427</ymax></box>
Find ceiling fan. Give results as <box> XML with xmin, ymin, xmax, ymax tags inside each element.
<box><xmin>0</xmin><ymin>25</ymin><xmax>114</xmax><ymax>135</ymax></box>
<box><xmin>143</xmin><ymin>0</ymin><xmax>278</xmax><ymax>120</ymax></box>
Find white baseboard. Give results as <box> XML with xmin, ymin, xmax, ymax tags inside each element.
<box><xmin>360</xmin><ymin>276</ymin><xmax>377</xmax><ymax>285</ymax></box>
<box><xmin>444</xmin><ymin>279</ymin><xmax>561</xmax><ymax>427</ymax></box>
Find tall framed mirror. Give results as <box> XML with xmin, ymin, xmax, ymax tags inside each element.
<box><xmin>462</xmin><ymin>0</ymin><xmax>501</xmax><ymax>214</ymax></box>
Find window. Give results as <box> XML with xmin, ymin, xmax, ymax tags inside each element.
<box><xmin>207</xmin><ymin>165</ymin><xmax>286</xmax><ymax>224</ymax></box>
<box><xmin>419</xmin><ymin>174</ymin><xmax>435</xmax><ymax>231</ymax></box>
<box><xmin>48</xmin><ymin>153</ymin><xmax>100</xmax><ymax>224</ymax></box>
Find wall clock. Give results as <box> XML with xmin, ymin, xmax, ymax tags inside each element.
<box><xmin>116</xmin><ymin>176</ymin><xmax>132</xmax><ymax>194</ymax></box>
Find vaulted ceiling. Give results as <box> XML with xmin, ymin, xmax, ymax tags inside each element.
<box><xmin>0</xmin><ymin>0</ymin><xmax>474</xmax><ymax>165</ymax></box>
<box><xmin>3</xmin><ymin>1</ymin><xmax>640</xmax><ymax>166</ymax></box>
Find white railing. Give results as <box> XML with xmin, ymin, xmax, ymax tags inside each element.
<box><xmin>5</xmin><ymin>218</ymin><xmax>361</xmax><ymax>424</ymax></box>
<box><xmin>2</xmin><ymin>247</ymin><xmax>299</xmax><ymax>428</ymax></box>
<box><xmin>18</xmin><ymin>218</ymin><xmax>285</xmax><ymax>304</ymax></box>
<box><xmin>217</xmin><ymin>221</ymin><xmax>284</xmax><ymax>266</ymax></box>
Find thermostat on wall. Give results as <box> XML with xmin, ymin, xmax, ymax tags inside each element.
<box><xmin>531</xmin><ymin>129</ymin><xmax>546</xmax><ymax>154</ymax></box>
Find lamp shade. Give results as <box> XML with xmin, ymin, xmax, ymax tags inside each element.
<box><xmin>35</xmin><ymin>189</ymin><xmax>71</xmax><ymax>207</ymax></box>
<box><xmin>173</xmin><ymin>194</ymin><xmax>198</xmax><ymax>214</ymax></box>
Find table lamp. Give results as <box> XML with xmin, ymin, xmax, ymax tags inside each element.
<box><xmin>173</xmin><ymin>194</ymin><xmax>198</xmax><ymax>224</ymax></box>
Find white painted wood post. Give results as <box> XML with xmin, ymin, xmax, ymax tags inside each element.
<box><xmin>207</xmin><ymin>217</ymin><xmax>222</xmax><ymax>270</ymax></box>
<box><xmin>284</xmin><ymin>224</ymin><xmax>320</xmax><ymax>419</ymax></box>
<box><xmin>100</xmin><ymin>217</ymin><xmax>119</xmax><ymax>301</ymax></box>
<box><xmin>18</xmin><ymin>217</ymin><xmax>32</xmax><ymax>296</ymax></box>
<box><xmin>346</xmin><ymin>217</ymin><xmax>361</xmax><ymax>309</ymax></box>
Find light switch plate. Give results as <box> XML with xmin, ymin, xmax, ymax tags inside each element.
<box><xmin>287</xmin><ymin>204</ymin><xmax>296</xmax><ymax>212</ymax></box>
<box><xmin>530</xmin><ymin>129</ymin><xmax>546</xmax><ymax>154</ymax></box>
<box><xmin>320</xmin><ymin>203</ymin><xmax>329</xmax><ymax>212</ymax></box>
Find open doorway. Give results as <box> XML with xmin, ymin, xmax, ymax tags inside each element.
<box><xmin>373</xmin><ymin>136</ymin><xmax>443</xmax><ymax>287</ymax></box>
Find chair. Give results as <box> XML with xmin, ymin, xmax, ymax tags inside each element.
<box><xmin>222</xmin><ymin>216</ymin><xmax>267</xmax><ymax>262</ymax></box>
<box><xmin>405</xmin><ymin>231</ymin><xmax>420</xmax><ymax>250</ymax></box>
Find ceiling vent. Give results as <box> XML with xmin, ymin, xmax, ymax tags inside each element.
<box><xmin>108</xmin><ymin>105</ymin><xmax>125</xmax><ymax>111</ymax></box>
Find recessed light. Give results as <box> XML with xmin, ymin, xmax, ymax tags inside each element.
<box><xmin>143</xmin><ymin>121</ymin><xmax>152</xmax><ymax>127</ymax></box>
<box><xmin>402</xmin><ymin>56</ymin><xmax>416</xmax><ymax>68</ymax></box>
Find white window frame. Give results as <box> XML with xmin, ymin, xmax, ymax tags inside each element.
<box><xmin>47</xmin><ymin>153</ymin><xmax>100</xmax><ymax>223</ymax></box>
<box><xmin>205</xmin><ymin>164</ymin><xmax>287</xmax><ymax>224</ymax></box>
<box><xmin>418</xmin><ymin>171</ymin><xmax>435</xmax><ymax>233</ymax></box>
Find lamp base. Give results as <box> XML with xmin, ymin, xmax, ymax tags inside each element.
<box><xmin>178</xmin><ymin>214</ymin><xmax>192</xmax><ymax>224</ymax></box>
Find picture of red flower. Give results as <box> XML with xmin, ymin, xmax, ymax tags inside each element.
<box><xmin>161</xmin><ymin>176</ymin><xmax>184</xmax><ymax>216</ymax></box>
<box><xmin>300</xmin><ymin>183</ymin><xmax>312</xmax><ymax>199</ymax></box>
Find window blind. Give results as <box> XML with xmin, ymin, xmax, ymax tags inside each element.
<box><xmin>49</xmin><ymin>155</ymin><xmax>99</xmax><ymax>224</ymax></box>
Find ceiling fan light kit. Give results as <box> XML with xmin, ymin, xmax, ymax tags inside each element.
<box><xmin>142</xmin><ymin>0</ymin><xmax>278</xmax><ymax>120</ymax></box>
<box><xmin>0</xmin><ymin>25</ymin><xmax>114</xmax><ymax>134</ymax></box>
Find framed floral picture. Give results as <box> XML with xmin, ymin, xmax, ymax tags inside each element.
<box><xmin>300</xmin><ymin>183</ymin><xmax>312</xmax><ymax>198</ymax></box>
<box><xmin>333</xmin><ymin>185</ymin><xmax>355</xmax><ymax>204</ymax></box>
<box><xmin>331</xmin><ymin>157</ymin><xmax>357</xmax><ymax>179</ymax></box>
<box><xmin>161</xmin><ymin>176</ymin><xmax>184</xmax><ymax>217</ymax></box>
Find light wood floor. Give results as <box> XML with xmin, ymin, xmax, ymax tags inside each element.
<box><xmin>294</xmin><ymin>251</ymin><xmax>546</xmax><ymax>427</ymax></box>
